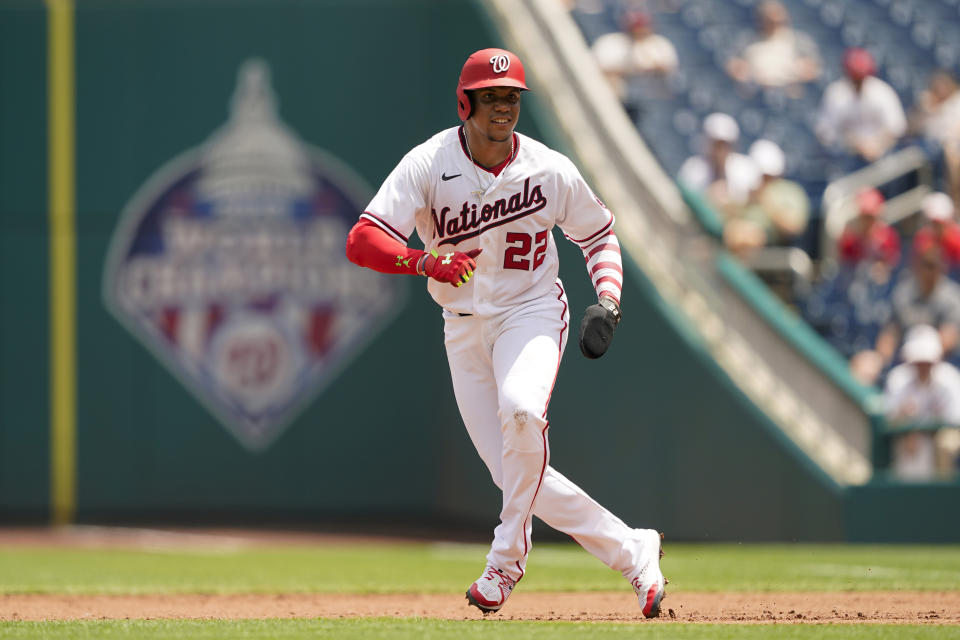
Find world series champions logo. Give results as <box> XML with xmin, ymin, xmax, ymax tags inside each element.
<box><xmin>102</xmin><ymin>59</ymin><xmax>404</xmax><ymax>451</ymax></box>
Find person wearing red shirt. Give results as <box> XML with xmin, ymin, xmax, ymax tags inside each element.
<box><xmin>837</xmin><ymin>187</ymin><xmax>901</xmax><ymax>267</ymax></box>
<box><xmin>911</xmin><ymin>192</ymin><xmax>960</xmax><ymax>268</ymax></box>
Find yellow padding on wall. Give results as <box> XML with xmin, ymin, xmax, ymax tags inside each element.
<box><xmin>46</xmin><ymin>0</ymin><xmax>76</xmax><ymax>527</ymax></box>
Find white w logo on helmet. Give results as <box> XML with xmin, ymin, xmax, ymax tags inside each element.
<box><xmin>489</xmin><ymin>54</ymin><xmax>510</xmax><ymax>74</ymax></box>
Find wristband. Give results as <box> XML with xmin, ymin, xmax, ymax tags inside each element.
<box><xmin>417</xmin><ymin>249</ymin><xmax>439</xmax><ymax>276</ymax></box>
<box><xmin>598</xmin><ymin>296</ymin><xmax>622</xmax><ymax>325</ymax></box>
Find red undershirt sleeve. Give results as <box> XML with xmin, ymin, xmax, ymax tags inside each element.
<box><xmin>345</xmin><ymin>218</ymin><xmax>428</xmax><ymax>275</ymax></box>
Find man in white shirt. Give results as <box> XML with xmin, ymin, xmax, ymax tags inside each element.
<box><xmin>591</xmin><ymin>10</ymin><xmax>678</xmax><ymax>120</ymax></box>
<box><xmin>591</xmin><ymin>11</ymin><xmax>678</xmax><ymax>81</ymax></box>
<box><xmin>884</xmin><ymin>324</ymin><xmax>960</xmax><ymax>481</ymax></box>
<box><xmin>726</xmin><ymin>1</ymin><xmax>821</xmax><ymax>90</ymax></box>
<box><xmin>815</xmin><ymin>48</ymin><xmax>907</xmax><ymax>166</ymax></box>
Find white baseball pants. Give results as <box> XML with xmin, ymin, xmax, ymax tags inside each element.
<box><xmin>443</xmin><ymin>280</ymin><xmax>651</xmax><ymax>583</ymax></box>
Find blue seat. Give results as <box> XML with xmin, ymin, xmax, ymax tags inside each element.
<box><xmin>910</xmin><ymin>20</ymin><xmax>937</xmax><ymax>50</ymax></box>
<box><xmin>886</xmin><ymin>0</ymin><xmax>915</xmax><ymax>28</ymax></box>
<box><xmin>698</xmin><ymin>23</ymin><xmax>743</xmax><ymax>56</ymax></box>
<box><xmin>685</xmin><ymin>70</ymin><xmax>739</xmax><ymax>113</ymax></box>
<box><xmin>681</xmin><ymin>0</ymin><xmax>750</xmax><ymax>26</ymax></box>
<box><xmin>818</xmin><ymin>1</ymin><xmax>846</xmax><ymax>28</ymax></box>
<box><xmin>570</xmin><ymin>8</ymin><xmax>619</xmax><ymax>45</ymax></box>
<box><xmin>934</xmin><ymin>41</ymin><xmax>960</xmax><ymax>67</ymax></box>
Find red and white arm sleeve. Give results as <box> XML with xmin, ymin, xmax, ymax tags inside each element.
<box><xmin>345</xmin><ymin>218</ymin><xmax>430</xmax><ymax>275</ymax></box>
<box><xmin>579</xmin><ymin>230</ymin><xmax>623</xmax><ymax>305</ymax></box>
<box><xmin>553</xmin><ymin>156</ymin><xmax>623</xmax><ymax>305</ymax></box>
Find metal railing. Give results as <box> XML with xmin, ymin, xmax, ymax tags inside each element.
<box><xmin>820</xmin><ymin>145</ymin><xmax>934</xmax><ymax>264</ymax></box>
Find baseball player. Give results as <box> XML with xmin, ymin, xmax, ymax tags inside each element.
<box><xmin>345</xmin><ymin>48</ymin><xmax>665</xmax><ymax>617</ymax></box>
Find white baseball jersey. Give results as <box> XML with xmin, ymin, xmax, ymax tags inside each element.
<box><xmin>362</xmin><ymin>126</ymin><xmax>622</xmax><ymax>315</ymax></box>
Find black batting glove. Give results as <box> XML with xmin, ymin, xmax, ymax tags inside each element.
<box><xmin>579</xmin><ymin>297</ymin><xmax>621</xmax><ymax>359</ymax></box>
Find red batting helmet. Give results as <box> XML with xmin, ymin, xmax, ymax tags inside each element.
<box><xmin>456</xmin><ymin>48</ymin><xmax>529</xmax><ymax>121</ymax></box>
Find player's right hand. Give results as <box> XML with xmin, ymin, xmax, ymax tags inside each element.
<box><xmin>422</xmin><ymin>248</ymin><xmax>482</xmax><ymax>287</ymax></box>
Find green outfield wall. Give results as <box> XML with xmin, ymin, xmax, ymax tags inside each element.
<box><xmin>2</xmin><ymin>0</ymin><xmax>957</xmax><ymax>541</ymax></box>
<box><xmin>0</xmin><ymin>1</ymin><xmax>50</xmax><ymax>522</ymax></box>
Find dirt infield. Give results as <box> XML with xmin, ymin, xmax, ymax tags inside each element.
<box><xmin>2</xmin><ymin>591</ymin><xmax>958</xmax><ymax>623</ymax></box>
<box><xmin>1</xmin><ymin>527</ymin><xmax>958</xmax><ymax>624</ymax></box>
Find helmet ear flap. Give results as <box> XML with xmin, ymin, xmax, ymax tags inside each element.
<box><xmin>457</xmin><ymin>87</ymin><xmax>471</xmax><ymax>121</ymax></box>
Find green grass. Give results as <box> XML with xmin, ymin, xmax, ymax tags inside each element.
<box><xmin>1</xmin><ymin>542</ymin><xmax>957</xmax><ymax>638</ymax></box>
<box><xmin>1</xmin><ymin>542</ymin><xmax>959</xmax><ymax>594</ymax></box>
<box><xmin>0</xmin><ymin>619</ymin><xmax>957</xmax><ymax>640</ymax></box>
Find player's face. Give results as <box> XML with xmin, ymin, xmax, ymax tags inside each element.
<box><xmin>468</xmin><ymin>86</ymin><xmax>522</xmax><ymax>143</ymax></box>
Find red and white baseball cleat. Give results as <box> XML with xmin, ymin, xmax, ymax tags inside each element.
<box><xmin>629</xmin><ymin>529</ymin><xmax>667</xmax><ymax>618</ymax></box>
<box><xmin>465</xmin><ymin>565</ymin><xmax>516</xmax><ymax>614</ymax></box>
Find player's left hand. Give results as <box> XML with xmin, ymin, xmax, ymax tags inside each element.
<box><xmin>422</xmin><ymin>248</ymin><xmax>483</xmax><ymax>287</ymax></box>
<box><xmin>579</xmin><ymin>296</ymin><xmax>621</xmax><ymax>359</ymax></box>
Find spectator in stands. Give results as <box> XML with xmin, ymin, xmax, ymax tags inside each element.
<box><xmin>908</xmin><ymin>70</ymin><xmax>960</xmax><ymax>201</ymax></box>
<box><xmin>591</xmin><ymin>10</ymin><xmax>678</xmax><ymax>121</ymax></box>
<box><xmin>853</xmin><ymin>245</ymin><xmax>960</xmax><ymax>385</ymax></box>
<box><xmin>678</xmin><ymin>112</ymin><xmax>759</xmax><ymax>217</ymax></box>
<box><xmin>725</xmin><ymin>1</ymin><xmax>821</xmax><ymax>93</ymax></box>
<box><xmin>884</xmin><ymin>324</ymin><xmax>960</xmax><ymax>481</ymax></box>
<box><xmin>911</xmin><ymin>192</ymin><xmax>960</xmax><ymax>270</ymax></box>
<box><xmin>815</xmin><ymin>48</ymin><xmax>907</xmax><ymax>174</ymax></box>
<box><xmin>721</xmin><ymin>139</ymin><xmax>811</xmax><ymax>257</ymax></box>
<box><xmin>946</xmin><ymin>141</ymin><xmax>960</xmax><ymax>215</ymax></box>
<box><xmin>744</xmin><ymin>139</ymin><xmax>810</xmax><ymax>245</ymax></box>
<box><xmin>836</xmin><ymin>187</ymin><xmax>901</xmax><ymax>268</ymax></box>
<box><xmin>908</xmin><ymin>70</ymin><xmax>960</xmax><ymax>149</ymax></box>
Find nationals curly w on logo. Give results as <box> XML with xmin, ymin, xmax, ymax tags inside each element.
<box><xmin>490</xmin><ymin>54</ymin><xmax>510</xmax><ymax>73</ymax></box>
<box><xmin>102</xmin><ymin>59</ymin><xmax>405</xmax><ymax>451</ymax></box>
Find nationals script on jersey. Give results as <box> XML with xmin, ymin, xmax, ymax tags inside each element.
<box><xmin>361</xmin><ymin>127</ymin><xmax>621</xmax><ymax>316</ymax></box>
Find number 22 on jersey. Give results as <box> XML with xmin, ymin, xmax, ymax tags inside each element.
<box><xmin>503</xmin><ymin>230</ymin><xmax>548</xmax><ymax>271</ymax></box>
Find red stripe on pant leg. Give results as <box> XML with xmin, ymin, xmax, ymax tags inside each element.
<box><xmin>515</xmin><ymin>282</ymin><xmax>567</xmax><ymax>580</ymax></box>
<box><xmin>516</xmin><ymin>421</ymin><xmax>549</xmax><ymax>582</ymax></box>
<box><xmin>540</xmin><ymin>282</ymin><xmax>568</xmax><ymax>418</ymax></box>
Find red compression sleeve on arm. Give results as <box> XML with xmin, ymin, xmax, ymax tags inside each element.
<box><xmin>345</xmin><ymin>218</ymin><xmax>427</xmax><ymax>274</ymax></box>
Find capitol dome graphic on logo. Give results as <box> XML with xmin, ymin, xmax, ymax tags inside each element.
<box><xmin>103</xmin><ymin>59</ymin><xmax>404</xmax><ymax>451</ymax></box>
